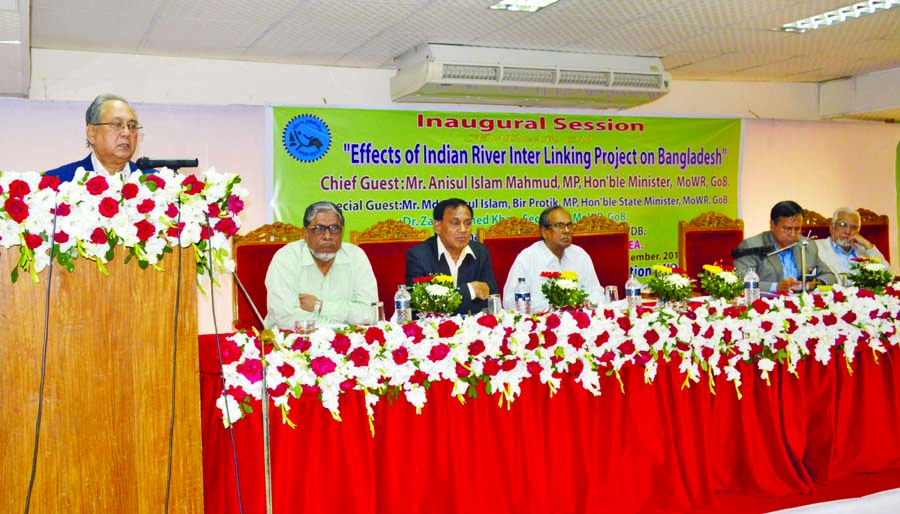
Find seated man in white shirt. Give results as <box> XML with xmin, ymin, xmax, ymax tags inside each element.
<box><xmin>815</xmin><ymin>207</ymin><xmax>887</xmax><ymax>276</ymax></box>
<box><xmin>264</xmin><ymin>201</ymin><xmax>378</xmax><ymax>330</ymax></box>
<box><xmin>502</xmin><ymin>206</ymin><xmax>604</xmax><ymax>311</ymax></box>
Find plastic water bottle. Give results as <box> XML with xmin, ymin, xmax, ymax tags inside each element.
<box><xmin>394</xmin><ymin>284</ymin><xmax>412</xmax><ymax>323</ymax></box>
<box><xmin>514</xmin><ymin>277</ymin><xmax>531</xmax><ymax>314</ymax></box>
<box><xmin>743</xmin><ymin>267</ymin><xmax>760</xmax><ymax>305</ymax></box>
<box><xmin>625</xmin><ymin>275</ymin><xmax>642</xmax><ymax>310</ymax></box>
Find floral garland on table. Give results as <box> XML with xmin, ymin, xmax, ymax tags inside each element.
<box><xmin>644</xmin><ymin>264</ymin><xmax>694</xmax><ymax>302</ymax></box>
<box><xmin>0</xmin><ymin>167</ymin><xmax>247</xmax><ymax>283</ymax></box>
<box><xmin>849</xmin><ymin>257</ymin><xmax>894</xmax><ymax>294</ymax></box>
<box><xmin>540</xmin><ymin>270</ymin><xmax>588</xmax><ymax>308</ymax></box>
<box><xmin>410</xmin><ymin>274</ymin><xmax>462</xmax><ymax>315</ymax></box>
<box><xmin>216</xmin><ymin>285</ymin><xmax>900</xmax><ymax>431</ymax></box>
<box><xmin>698</xmin><ymin>264</ymin><xmax>743</xmax><ymax>300</ymax></box>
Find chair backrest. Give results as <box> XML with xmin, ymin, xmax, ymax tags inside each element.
<box><xmin>350</xmin><ymin>219</ymin><xmax>432</xmax><ymax>318</ymax></box>
<box><xmin>477</xmin><ymin>217</ymin><xmax>541</xmax><ymax>294</ymax></box>
<box><xmin>574</xmin><ymin>215</ymin><xmax>630</xmax><ymax>299</ymax></box>
<box><xmin>232</xmin><ymin>222</ymin><xmax>305</xmax><ymax>330</ymax></box>
<box><xmin>806</xmin><ymin>208</ymin><xmax>891</xmax><ymax>261</ymax></box>
<box><xmin>678</xmin><ymin>211</ymin><xmax>744</xmax><ymax>281</ymax></box>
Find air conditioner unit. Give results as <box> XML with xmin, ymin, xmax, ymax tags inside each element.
<box><xmin>391</xmin><ymin>44</ymin><xmax>671</xmax><ymax>109</ymax></box>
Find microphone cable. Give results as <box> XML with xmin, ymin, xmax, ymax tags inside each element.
<box><xmin>203</xmin><ymin>213</ymin><xmax>246</xmax><ymax>514</ymax></box>
<box><xmin>164</xmin><ymin>199</ymin><xmax>183</xmax><ymax>514</ymax></box>
<box><xmin>23</xmin><ymin>199</ymin><xmax>60</xmax><ymax>514</ymax></box>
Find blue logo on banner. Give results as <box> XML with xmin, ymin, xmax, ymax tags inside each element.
<box><xmin>283</xmin><ymin>115</ymin><xmax>331</xmax><ymax>162</ymax></box>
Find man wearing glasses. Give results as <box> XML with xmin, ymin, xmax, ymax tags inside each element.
<box><xmin>734</xmin><ymin>200</ymin><xmax>836</xmax><ymax>293</ymax></box>
<box><xmin>405</xmin><ymin>198</ymin><xmax>498</xmax><ymax>315</ymax></box>
<box><xmin>501</xmin><ymin>206</ymin><xmax>604</xmax><ymax>311</ymax></box>
<box><xmin>815</xmin><ymin>207</ymin><xmax>887</xmax><ymax>275</ymax></box>
<box><xmin>265</xmin><ymin>201</ymin><xmax>377</xmax><ymax>329</ymax></box>
<box><xmin>44</xmin><ymin>94</ymin><xmax>145</xmax><ymax>182</ymax></box>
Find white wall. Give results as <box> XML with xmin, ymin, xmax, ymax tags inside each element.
<box><xmin>2</xmin><ymin>49</ymin><xmax>897</xmax><ymax>333</ymax></box>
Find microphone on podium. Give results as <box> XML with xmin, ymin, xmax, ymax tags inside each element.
<box><xmin>136</xmin><ymin>157</ymin><xmax>199</xmax><ymax>171</ymax></box>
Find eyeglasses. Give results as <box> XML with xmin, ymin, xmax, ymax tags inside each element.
<box><xmin>93</xmin><ymin>120</ymin><xmax>142</xmax><ymax>133</ymax></box>
<box><xmin>836</xmin><ymin>221</ymin><xmax>860</xmax><ymax>231</ymax></box>
<box><xmin>307</xmin><ymin>224</ymin><xmax>343</xmax><ymax>235</ymax></box>
<box><xmin>545</xmin><ymin>222</ymin><xmax>575</xmax><ymax>230</ymax></box>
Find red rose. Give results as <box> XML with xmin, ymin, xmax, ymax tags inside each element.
<box><xmin>144</xmin><ymin>174</ymin><xmax>166</xmax><ymax>190</ymax></box>
<box><xmin>409</xmin><ymin>370</ymin><xmax>428</xmax><ymax>386</ymax></box>
<box><xmin>4</xmin><ymin>198</ymin><xmax>28</xmax><ymax>223</ymax></box>
<box><xmin>483</xmin><ymin>356</ymin><xmax>501</xmax><ymax>376</ymax></box>
<box><xmin>236</xmin><ymin>359</ymin><xmax>263</xmax><ymax>383</ymax></box>
<box><xmin>813</xmin><ymin>295</ymin><xmax>827</xmax><ymax>309</ymax></box>
<box><xmin>786</xmin><ymin>319</ymin><xmax>798</xmax><ymax>334</ymax></box>
<box><xmin>540</xmin><ymin>271</ymin><xmax>561</xmax><ymax>278</ymax></box>
<box><xmin>568</xmin><ymin>332</ymin><xmax>586</xmax><ymax>349</ymax></box>
<box><xmin>619</xmin><ymin>339</ymin><xmax>635</xmax><ymax>355</ymax></box>
<box><xmin>832</xmin><ymin>290</ymin><xmax>846</xmax><ymax>302</ymax></box>
<box><xmin>616</xmin><ymin>316</ymin><xmax>631</xmax><ymax>332</ymax></box>
<box><xmin>220</xmin><ymin>338</ymin><xmax>242</xmax><ymax>365</ymax></box>
<box><xmin>527</xmin><ymin>361</ymin><xmax>543</xmax><ymax>376</ymax></box>
<box><xmin>349</xmin><ymin>347</ymin><xmax>370</xmax><ymax>367</ymax></box>
<box><xmin>364</xmin><ymin>326</ymin><xmax>386</xmax><ymax>345</ymax></box>
<box><xmin>403</xmin><ymin>322</ymin><xmax>424</xmax><ymax>343</ymax></box>
<box><xmin>751</xmin><ymin>299</ymin><xmax>769</xmax><ymax>314</ymax></box>
<box><xmin>569</xmin><ymin>359</ymin><xmax>584</xmax><ymax>376</ymax></box>
<box><xmin>644</xmin><ymin>329</ymin><xmax>660</xmax><ymax>345</ymax></box>
<box><xmin>634</xmin><ymin>351</ymin><xmax>653</xmax><ymax>366</ymax></box>
<box><xmin>723</xmin><ymin>328</ymin><xmax>733</xmax><ymax>344</ymax></box>
<box><xmin>545</xmin><ymin>313</ymin><xmax>561</xmax><ymax>329</ymax></box>
<box><xmin>215</xmin><ymin>217</ymin><xmax>239</xmax><ymax>236</ymax></box>
<box><xmin>88</xmin><ymin>228</ymin><xmax>107</xmax><ymax>245</ymax></box>
<box><xmin>703</xmin><ymin>326</ymin><xmax>715</xmax><ymax>338</ymax></box>
<box><xmin>477</xmin><ymin>314</ymin><xmax>498</xmax><ymax>329</ymax></box>
<box><xmin>525</xmin><ymin>333</ymin><xmax>540</xmax><ymax>350</ymax></box>
<box><xmin>181</xmin><ymin>174</ymin><xmax>204</xmax><ymax>195</ymax></box>
<box><xmin>455</xmin><ymin>362</ymin><xmax>471</xmax><ymax>378</ymax></box>
<box><xmin>701</xmin><ymin>346</ymin><xmax>715</xmax><ymax>359</ymax></box>
<box><xmin>167</xmin><ymin>222</ymin><xmax>185</xmax><ymax>239</ymax></box>
<box><xmin>275</xmin><ymin>362</ymin><xmax>295</xmax><ymax>379</ymax></box>
<box><xmin>858</xmin><ymin>289</ymin><xmax>876</xmax><ymax>299</ymax></box>
<box><xmin>541</xmin><ymin>329</ymin><xmax>557</xmax><ymax>348</ymax></box>
<box><xmin>468</xmin><ymin>340</ymin><xmax>485</xmax><ymax>356</ymax></box>
<box><xmin>302</xmin><ymin>384</ymin><xmax>321</xmax><ymax>395</ymax></box>
<box><xmin>691</xmin><ymin>323</ymin><xmax>701</xmax><ymax>337</ymax></box>
<box><xmin>501</xmin><ymin>358</ymin><xmax>518</xmax><ymax>371</ymax></box>
<box><xmin>199</xmin><ymin>225</ymin><xmax>212</xmax><ymax>240</ymax></box>
<box><xmin>24</xmin><ymin>233</ymin><xmax>44</xmax><ymax>249</ymax></box>
<box><xmin>783</xmin><ymin>300</ymin><xmax>799</xmax><ymax>313</ymax></box>
<box><xmin>291</xmin><ymin>336</ymin><xmax>311</xmax><ymax>352</ymax></box>
<box><xmin>267</xmin><ymin>382</ymin><xmax>289</xmax><ymax>397</ymax></box>
<box><xmin>668</xmin><ymin>324</ymin><xmax>678</xmax><ymax>338</ymax></box>
<box><xmin>437</xmin><ymin>320</ymin><xmax>459</xmax><ymax>338</ymax></box>
<box><xmin>53</xmin><ymin>203</ymin><xmax>71</xmax><ymax>216</ymax></box>
<box><xmin>137</xmin><ymin>198</ymin><xmax>156</xmax><ymax>214</ymax></box>
<box><xmin>822</xmin><ymin>313</ymin><xmax>838</xmax><ymax>326</ymax></box>
<box><xmin>229</xmin><ymin>195</ymin><xmax>244</xmax><ymax>214</ymax></box>
<box><xmin>39</xmin><ymin>175</ymin><xmax>60</xmax><ymax>192</ymax></box>
<box><xmin>676</xmin><ymin>340</ymin><xmax>691</xmax><ymax>352</ymax></box>
<box><xmin>572</xmin><ymin>310</ymin><xmax>590</xmax><ymax>329</ymax></box>
<box><xmin>121</xmin><ymin>183</ymin><xmax>139</xmax><ymax>199</ymax></box>
<box><xmin>98</xmin><ymin>197</ymin><xmax>119</xmax><ymax>218</ymax></box>
<box><xmin>773</xmin><ymin>338</ymin><xmax>788</xmax><ymax>351</ymax></box>
<box><xmin>392</xmin><ymin>346</ymin><xmax>408</xmax><ymax>365</ymax></box>
<box><xmin>760</xmin><ymin>320</ymin><xmax>774</xmax><ymax>332</ymax></box>
<box><xmin>165</xmin><ymin>203</ymin><xmax>179</xmax><ymax>218</ymax></box>
<box><xmin>54</xmin><ymin>231</ymin><xmax>69</xmax><ymax>243</ymax></box>
<box><xmin>331</xmin><ymin>333</ymin><xmax>351</xmax><ymax>354</ymax></box>
<box><xmin>310</xmin><ymin>356</ymin><xmax>336</xmax><ymax>377</ymax></box>
<box><xmin>9</xmin><ymin>179</ymin><xmax>31</xmax><ymax>199</ymax></box>
<box><xmin>208</xmin><ymin>202</ymin><xmax>221</xmax><ymax>217</ymax></box>
<box><xmin>85</xmin><ymin>175</ymin><xmax>110</xmax><ymax>195</ymax></box>
<box><xmin>134</xmin><ymin>220</ymin><xmax>155</xmax><ymax>242</ymax></box>
<box><xmin>595</xmin><ymin>331</ymin><xmax>610</xmax><ymax>345</ymax></box>
<box><xmin>428</xmin><ymin>343</ymin><xmax>450</xmax><ymax>362</ymax></box>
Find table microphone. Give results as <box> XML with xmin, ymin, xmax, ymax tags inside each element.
<box><xmin>136</xmin><ymin>157</ymin><xmax>199</xmax><ymax>170</ymax></box>
<box><xmin>731</xmin><ymin>246</ymin><xmax>775</xmax><ymax>258</ymax></box>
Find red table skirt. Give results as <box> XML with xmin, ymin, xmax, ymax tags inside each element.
<box><xmin>199</xmin><ymin>335</ymin><xmax>900</xmax><ymax>514</ymax></box>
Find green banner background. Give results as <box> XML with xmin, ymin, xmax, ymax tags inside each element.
<box><xmin>273</xmin><ymin>107</ymin><xmax>740</xmax><ymax>277</ymax></box>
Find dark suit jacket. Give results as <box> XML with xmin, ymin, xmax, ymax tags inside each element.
<box><xmin>44</xmin><ymin>154</ymin><xmax>142</xmax><ymax>183</ymax></box>
<box><xmin>405</xmin><ymin>235</ymin><xmax>499</xmax><ymax>316</ymax></box>
<box><xmin>734</xmin><ymin>231</ymin><xmax>837</xmax><ymax>292</ymax></box>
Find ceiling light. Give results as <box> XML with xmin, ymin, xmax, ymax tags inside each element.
<box><xmin>489</xmin><ymin>0</ymin><xmax>560</xmax><ymax>13</ymax></box>
<box><xmin>775</xmin><ymin>0</ymin><xmax>900</xmax><ymax>32</ymax></box>
<box><xmin>0</xmin><ymin>40</ymin><xmax>21</xmax><ymax>45</ymax></box>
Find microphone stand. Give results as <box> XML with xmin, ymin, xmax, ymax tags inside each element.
<box><xmin>767</xmin><ymin>238</ymin><xmax>811</xmax><ymax>292</ymax></box>
<box><xmin>233</xmin><ymin>272</ymin><xmax>274</xmax><ymax>514</ymax></box>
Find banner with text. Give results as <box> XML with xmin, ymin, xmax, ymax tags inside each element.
<box><xmin>273</xmin><ymin>107</ymin><xmax>740</xmax><ymax>277</ymax></box>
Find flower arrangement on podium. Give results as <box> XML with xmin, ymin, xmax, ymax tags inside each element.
<box><xmin>540</xmin><ymin>270</ymin><xmax>588</xmax><ymax>309</ymax></box>
<box><xmin>0</xmin><ymin>167</ymin><xmax>246</xmax><ymax>283</ymax></box>
<box><xmin>644</xmin><ymin>265</ymin><xmax>694</xmax><ymax>303</ymax></box>
<box><xmin>848</xmin><ymin>257</ymin><xmax>894</xmax><ymax>293</ymax></box>
<box><xmin>698</xmin><ymin>263</ymin><xmax>743</xmax><ymax>300</ymax></box>
<box><xmin>410</xmin><ymin>274</ymin><xmax>462</xmax><ymax>315</ymax></box>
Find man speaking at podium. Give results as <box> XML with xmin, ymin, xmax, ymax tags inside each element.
<box><xmin>734</xmin><ymin>200</ymin><xmax>836</xmax><ymax>293</ymax></box>
<box><xmin>44</xmin><ymin>93</ymin><xmax>143</xmax><ymax>182</ymax></box>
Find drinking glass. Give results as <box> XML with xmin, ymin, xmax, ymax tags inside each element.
<box><xmin>487</xmin><ymin>294</ymin><xmax>502</xmax><ymax>314</ymax></box>
<box><xmin>371</xmin><ymin>301</ymin><xmax>386</xmax><ymax>324</ymax></box>
<box><xmin>294</xmin><ymin>319</ymin><xmax>316</xmax><ymax>334</ymax></box>
<box><xmin>605</xmin><ymin>285</ymin><xmax>620</xmax><ymax>302</ymax></box>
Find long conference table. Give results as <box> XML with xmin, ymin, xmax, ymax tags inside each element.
<box><xmin>199</xmin><ymin>294</ymin><xmax>900</xmax><ymax>514</ymax></box>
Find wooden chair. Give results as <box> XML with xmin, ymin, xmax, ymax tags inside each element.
<box><xmin>232</xmin><ymin>222</ymin><xmax>305</xmax><ymax>330</ymax></box>
<box><xmin>477</xmin><ymin>217</ymin><xmax>541</xmax><ymax>295</ymax></box>
<box><xmin>572</xmin><ymin>214</ymin><xmax>630</xmax><ymax>299</ymax></box>
<box><xmin>678</xmin><ymin>211</ymin><xmax>744</xmax><ymax>280</ymax></box>
<box><xmin>805</xmin><ymin>208</ymin><xmax>891</xmax><ymax>261</ymax></box>
<box><xmin>350</xmin><ymin>219</ymin><xmax>431</xmax><ymax>318</ymax></box>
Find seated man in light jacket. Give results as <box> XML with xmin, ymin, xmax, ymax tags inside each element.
<box><xmin>815</xmin><ymin>207</ymin><xmax>887</xmax><ymax>276</ymax></box>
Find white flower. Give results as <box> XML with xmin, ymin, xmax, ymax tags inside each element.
<box><xmin>425</xmin><ymin>284</ymin><xmax>450</xmax><ymax>297</ymax></box>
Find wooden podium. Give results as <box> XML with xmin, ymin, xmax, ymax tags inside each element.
<box><xmin>0</xmin><ymin>248</ymin><xmax>203</xmax><ymax>513</ymax></box>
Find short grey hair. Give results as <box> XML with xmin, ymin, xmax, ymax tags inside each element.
<box><xmin>303</xmin><ymin>201</ymin><xmax>345</xmax><ymax>227</ymax></box>
<box><xmin>85</xmin><ymin>93</ymin><xmax>132</xmax><ymax>125</ymax></box>
<box><xmin>831</xmin><ymin>207</ymin><xmax>860</xmax><ymax>225</ymax></box>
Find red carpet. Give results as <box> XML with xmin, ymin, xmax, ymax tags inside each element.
<box><xmin>638</xmin><ymin>468</ymin><xmax>900</xmax><ymax>513</ymax></box>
